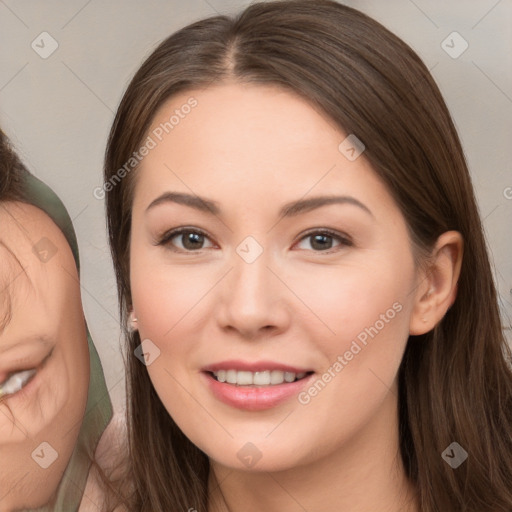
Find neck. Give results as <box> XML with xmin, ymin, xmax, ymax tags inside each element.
<box><xmin>208</xmin><ymin>387</ymin><xmax>419</xmax><ymax>512</ymax></box>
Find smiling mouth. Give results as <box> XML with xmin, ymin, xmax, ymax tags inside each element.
<box><xmin>0</xmin><ymin>349</ymin><xmax>53</xmax><ymax>399</ymax></box>
<box><xmin>209</xmin><ymin>370</ymin><xmax>313</xmax><ymax>386</ymax></box>
<box><xmin>0</xmin><ymin>368</ymin><xmax>37</xmax><ymax>397</ymax></box>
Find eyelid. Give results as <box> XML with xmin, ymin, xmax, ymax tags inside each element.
<box><xmin>156</xmin><ymin>226</ymin><xmax>353</xmax><ymax>253</ymax></box>
<box><xmin>293</xmin><ymin>228</ymin><xmax>353</xmax><ymax>252</ymax></box>
<box><xmin>155</xmin><ymin>226</ymin><xmax>215</xmax><ymax>252</ymax></box>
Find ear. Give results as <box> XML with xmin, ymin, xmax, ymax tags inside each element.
<box><xmin>127</xmin><ymin>309</ymin><xmax>138</xmax><ymax>332</ymax></box>
<box><xmin>409</xmin><ymin>231</ymin><xmax>463</xmax><ymax>335</ymax></box>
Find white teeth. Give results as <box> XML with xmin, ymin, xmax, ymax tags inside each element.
<box><xmin>226</xmin><ymin>369</ymin><xmax>237</xmax><ymax>384</ymax></box>
<box><xmin>0</xmin><ymin>369</ymin><xmax>36</xmax><ymax>396</ymax></box>
<box><xmin>253</xmin><ymin>371</ymin><xmax>270</xmax><ymax>385</ymax></box>
<box><xmin>284</xmin><ymin>372</ymin><xmax>295</xmax><ymax>383</ymax></box>
<box><xmin>237</xmin><ymin>371</ymin><xmax>253</xmax><ymax>385</ymax></box>
<box><xmin>270</xmin><ymin>370</ymin><xmax>284</xmax><ymax>384</ymax></box>
<box><xmin>212</xmin><ymin>369</ymin><xmax>309</xmax><ymax>386</ymax></box>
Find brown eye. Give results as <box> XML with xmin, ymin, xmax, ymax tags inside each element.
<box><xmin>295</xmin><ymin>229</ymin><xmax>353</xmax><ymax>252</ymax></box>
<box><xmin>158</xmin><ymin>228</ymin><xmax>214</xmax><ymax>252</ymax></box>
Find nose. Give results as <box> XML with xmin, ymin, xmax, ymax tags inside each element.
<box><xmin>215</xmin><ymin>247</ymin><xmax>291</xmax><ymax>340</ymax></box>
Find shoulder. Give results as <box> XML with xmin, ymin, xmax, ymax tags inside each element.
<box><xmin>79</xmin><ymin>410</ymin><xmax>130</xmax><ymax>512</ymax></box>
<box><xmin>94</xmin><ymin>409</ymin><xmax>128</xmax><ymax>472</ymax></box>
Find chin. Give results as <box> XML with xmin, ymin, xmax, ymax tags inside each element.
<box><xmin>194</xmin><ymin>434</ymin><xmax>312</xmax><ymax>474</ymax></box>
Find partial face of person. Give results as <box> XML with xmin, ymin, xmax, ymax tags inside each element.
<box><xmin>0</xmin><ymin>202</ymin><xmax>89</xmax><ymax>510</ymax></box>
<box><xmin>129</xmin><ymin>83</ymin><xmax>424</xmax><ymax>471</ymax></box>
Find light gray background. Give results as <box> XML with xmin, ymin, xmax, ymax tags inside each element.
<box><xmin>1</xmin><ymin>0</ymin><xmax>511</xmax><ymax>411</ymax></box>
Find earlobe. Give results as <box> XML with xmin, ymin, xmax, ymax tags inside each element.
<box><xmin>128</xmin><ymin>309</ymin><xmax>139</xmax><ymax>332</ymax></box>
<box><xmin>409</xmin><ymin>231</ymin><xmax>463</xmax><ymax>335</ymax></box>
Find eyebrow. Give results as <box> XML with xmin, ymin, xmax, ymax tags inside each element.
<box><xmin>145</xmin><ymin>192</ymin><xmax>374</xmax><ymax>218</ymax></box>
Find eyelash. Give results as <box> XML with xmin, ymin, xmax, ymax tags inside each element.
<box><xmin>156</xmin><ymin>227</ymin><xmax>353</xmax><ymax>254</ymax></box>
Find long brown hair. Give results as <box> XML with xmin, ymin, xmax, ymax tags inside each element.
<box><xmin>104</xmin><ymin>1</ymin><xmax>512</xmax><ymax>510</ymax></box>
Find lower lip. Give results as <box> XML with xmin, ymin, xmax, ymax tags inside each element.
<box><xmin>202</xmin><ymin>372</ymin><xmax>314</xmax><ymax>411</ymax></box>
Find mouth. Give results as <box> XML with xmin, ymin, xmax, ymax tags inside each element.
<box><xmin>0</xmin><ymin>369</ymin><xmax>37</xmax><ymax>397</ymax></box>
<box><xmin>0</xmin><ymin>349</ymin><xmax>53</xmax><ymax>400</ymax></box>
<box><xmin>201</xmin><ymin>361</ymin><xmax>315</xmax><ymax>411</ymax></box>
<box><xmin>208</xmin><ymin>369</ymin><xmax>313</xmax><ymax>386</ymax></box>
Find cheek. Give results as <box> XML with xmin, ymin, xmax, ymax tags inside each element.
<box><xmin>285</xmin><ymin>256</ymin><xmax>413</xmax><ymax>352</ymax></box>
<box><xmin>130</xmin><ymin>252</ymin><xmax>215</xmax><ymax>341</ymax></box>
<box><xmin>53</xmin><ymin>287</ymin><xmax>90</xmax><ymax>416</ymax></box>
<box><xmin>295</xmin><ymin>257</ymin><xmax>414</xmax><ymax>415</ymax></box>
<box><xmin>130</xmin><ymin>259</ymin><xmax>211</xmax><ymax>404</ymax></box>
<box><xmin>291</xmin><ymin>258</ymin><xmax>414</xmax><ymax>425</ymax></box>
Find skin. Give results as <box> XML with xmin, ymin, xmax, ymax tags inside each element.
<box><xmin>80</xmin><ymin>410</ymin><xmax>129</xmax><ymax>512</ymax></box>
<box><xmin>0</xmin><ymin>202</ymin><xmax>89</xmax><ymax>511</ymax></box>
<box><xmin>129</xmin><ymin>82</ymin><xmax>462</xmax><ymax>512</ymax></box>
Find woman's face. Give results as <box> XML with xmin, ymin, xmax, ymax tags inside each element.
<box><xmin>130</xmin><ymin>83</ymin><xmax>425</xmax><ymax>472</ymax></box>
<box><xmin>0</xmin><ymin>202</ymin><xmax>89</xmax><ymax>510</ymax></box>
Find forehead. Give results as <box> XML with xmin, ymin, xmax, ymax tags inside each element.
<box><xmin>138</xmin><ymin>83</ymin><xmax>345</xmax><ymax>187</ymax></box>
<box><xmin>133</xmin><ymin>82</ymin><xmax>399</xmax><ymax>222</ymax></box>
<box><xmin>147</xmin><ymin>82</ymin><xmax>339</xmax><ymax>161</ymax></box>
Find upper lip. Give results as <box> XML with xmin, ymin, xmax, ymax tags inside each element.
<box><xmin>202</xmin><ymin>360</ymin><xmax>312</xmax><ymax>373</ymax></box>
